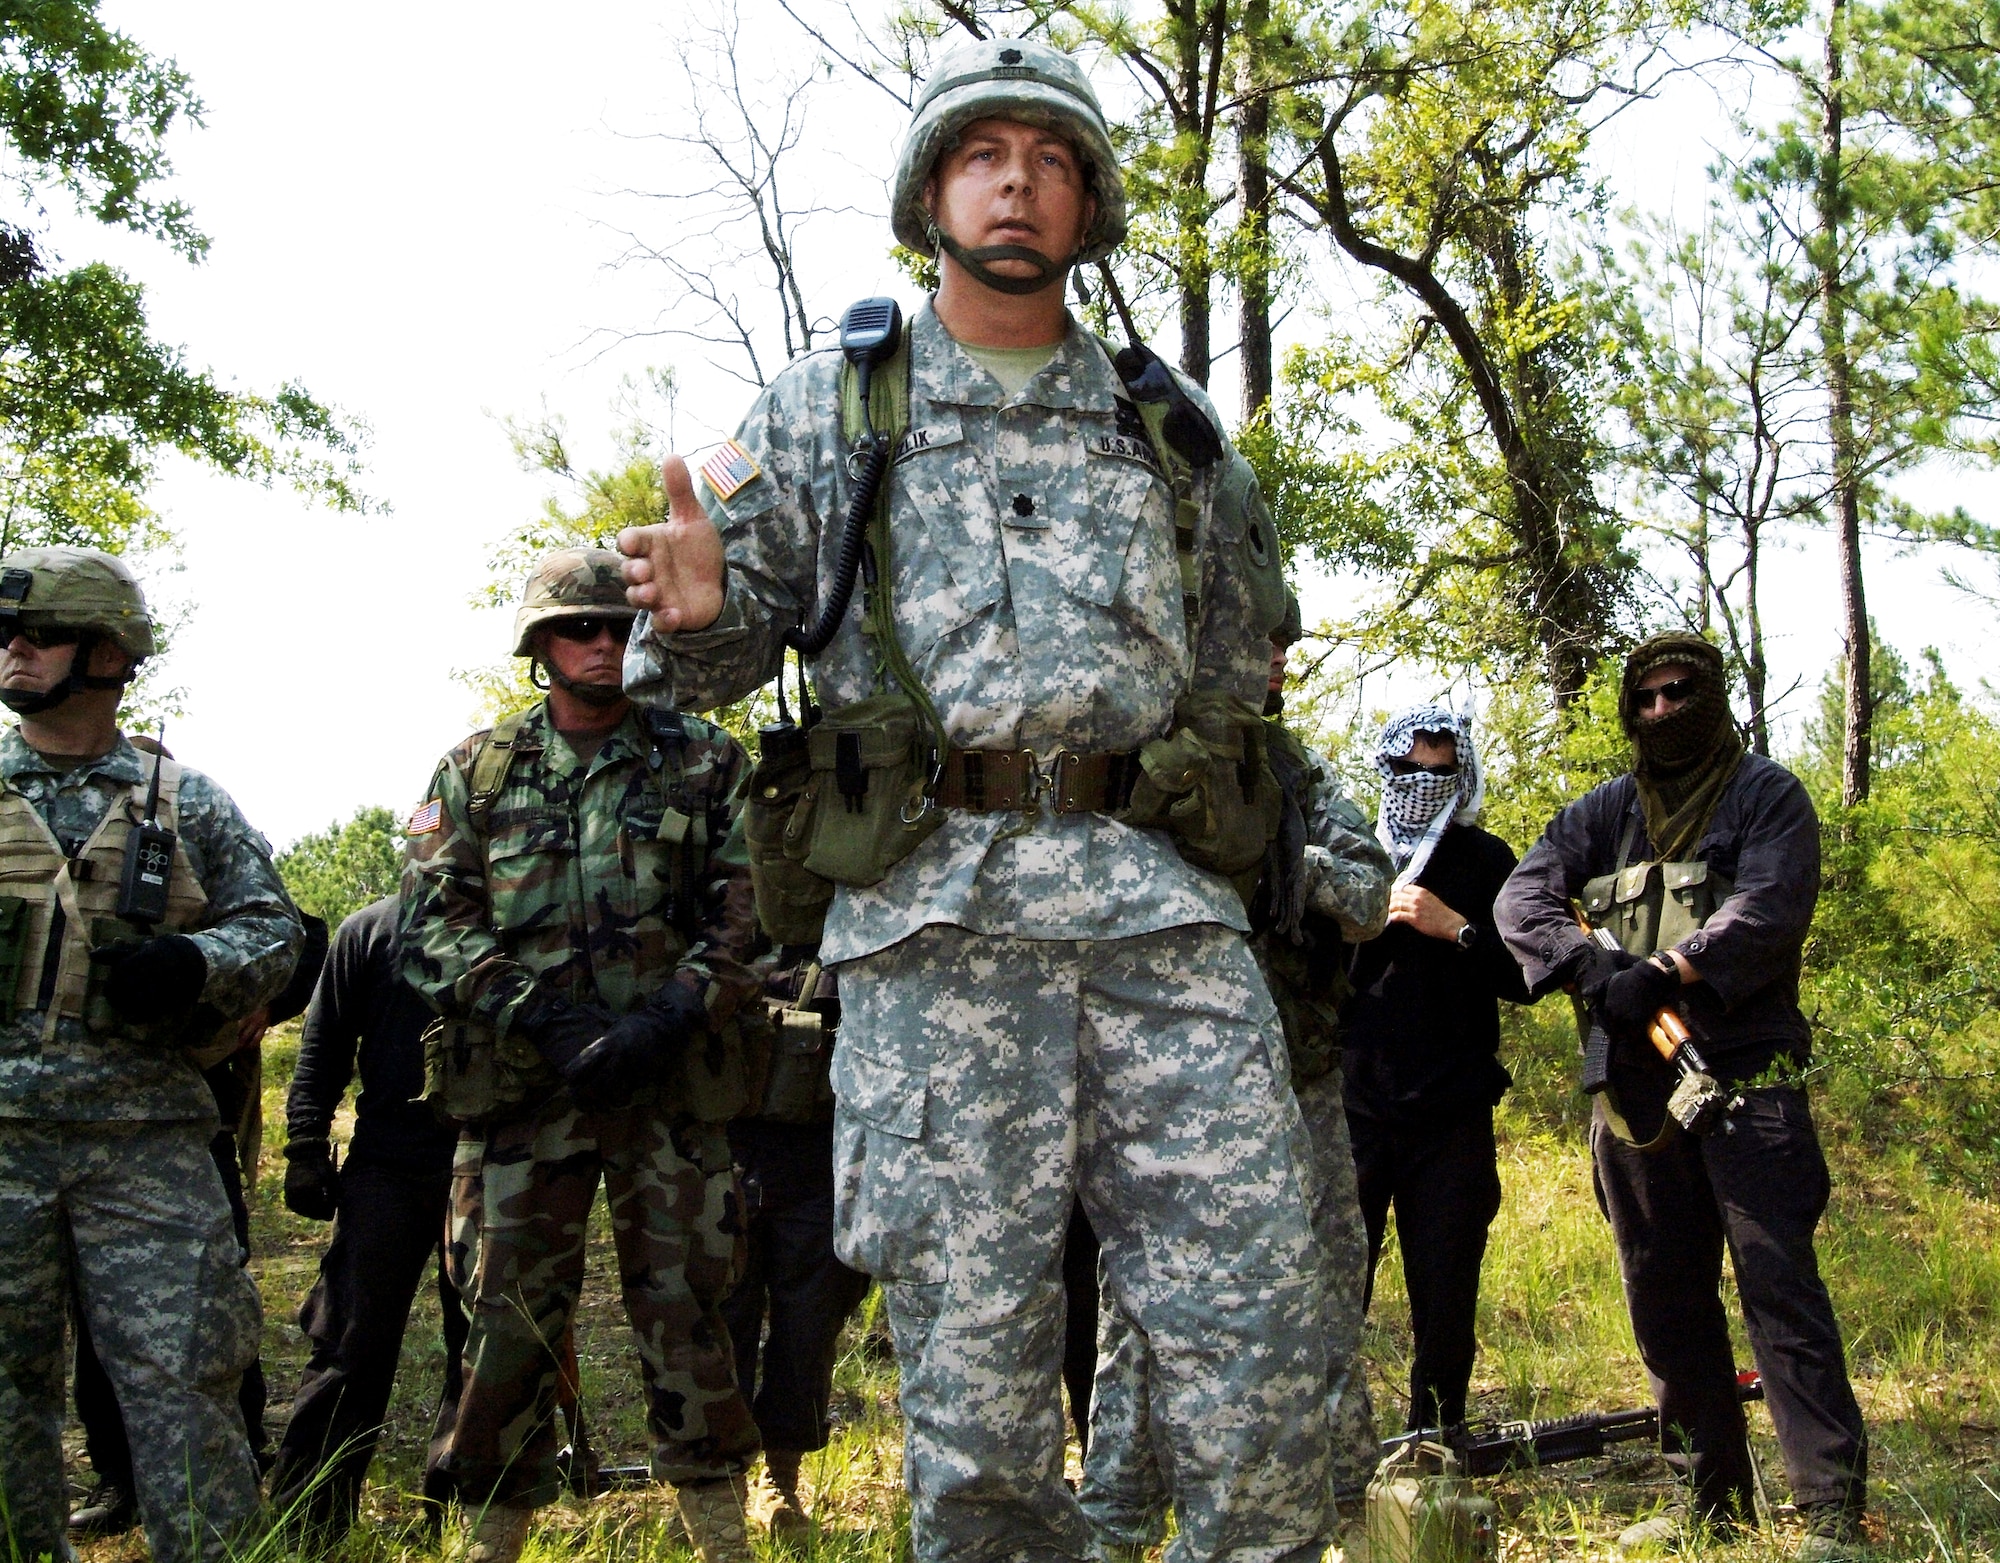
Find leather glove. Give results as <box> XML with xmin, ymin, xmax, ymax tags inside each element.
<box><xmin>559</xmin><ymin>984</ymin><xmax>704</xmax><ymax>1113</ymax></box>
<box><xmin>282</xmin><ymin>1134</ymin><xmax>340</xmax><ymax>1221</ymax></box>
<box><xmin>95</xmin><ymin>934</ymin><xmax>207</xmax><ymax>1022</ymax></box>
<box><xmin>1566</xmin><ymin>941</ymin><xmax>1640</xmax><ymax>1007</ymax></box>
<box><xmin>1602</xmin><ymin>956</ymin><xmax>1682</xmax><ymax>1035</ymax></box>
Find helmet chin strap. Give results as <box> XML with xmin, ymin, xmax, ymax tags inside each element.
<box><xmin>928</xmin><ymin>219</ymin><xmax>1075</xmax><ymax>297</ymax></box>
<box><xmin>531</xmin><ymin>660</ymin><xmax>627</xmax><ymax>709</ymax></box>
<box><xmin>0</xmin><ymin>632</ymin><xmax>130</xmax><ymax>715</ymax></box>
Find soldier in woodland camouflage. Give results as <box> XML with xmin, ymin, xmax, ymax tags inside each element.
<box><xmin>1080</xmin><ymin>601</ymin><xmax>1393</xmax><ymax>1554</ymax></box>
<box><xmin>0</xmin><ymin>548</ymin><xmax>302</xmax><ymax>1563</ymax></box>
<box><xmin>620</xmin><ymin>40</ymin><xmax>1340</xmax><ymax>1563</ymax></box>
<box><xmin>401</xmin><ymin>549</ymin><xmax>763</xmax><ymax>1563</ymax></box>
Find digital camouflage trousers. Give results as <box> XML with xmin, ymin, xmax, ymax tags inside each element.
<box><xmin>0</xmin><ymin>1118</ymin><xmax>262</xmax><ymax>1563</ymax></box>
<box><xmin>440</xmin><ymin>1099</ymin><xmax>758</xmax><ymax>1507</ymax></box>
<box><xmin>1080</xmin><ymin>1064</ymin><xmax>1379</xmax><ymax>1551</ymax></box>
<box><xmin>832</xmin><ymin>922</ymin><xmax>1331</xmax><ymax>1563</ymax></box>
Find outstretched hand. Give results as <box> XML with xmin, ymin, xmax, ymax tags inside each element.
<box><xmin>618</xmin><ymin>455</ymin><xmax>726</xmax><ymax>635</ymax></box>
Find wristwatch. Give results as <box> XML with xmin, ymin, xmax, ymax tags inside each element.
<box><xmin>1454</xmin><ymin>921</ymin><xmax>1478</xmax><ymax>950</ymax></box>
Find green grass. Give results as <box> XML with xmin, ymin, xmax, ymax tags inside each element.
<box><xmin>64</xmin><ymin>1015</ymin><xmax>2000</xmax><ymax>1561</ymax></box>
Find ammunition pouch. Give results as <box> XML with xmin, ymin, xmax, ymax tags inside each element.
<box><xmin>743</xmin><ymin>721</ymin><xmax>836</xmax><ymax>946</ymax></box>
<box><xmin>1366</xmin><ymin>1441</ymin><xmax>1498</xmax><ymax>1563</ymax></box>
<box><xmin>757</xmin><ymin>959</ymin><xmax>837</xmax><ymax>1123</ymax></box>
<box><xmin>1120</xmin><ymin>691</ymin><xmax>1282</xmax><ymax>895</ymax></box>
<box><xmin>422</xmin><ymin>1014</ymin><xmax>555</xmax><ymax>1124</ymax></box>
<box><xmin>796</xmin><ymin>692</ymin><xmax>945</xmax><ymax>888</ymax></box>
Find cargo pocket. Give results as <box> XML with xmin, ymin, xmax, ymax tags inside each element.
<box><xmin>830</xmin><ymin>1039</ymin><xmax>947</xmax><ymax>1285</ymax></box>
<box><xmin>188</xmin><ymin>1230</ymin><xmax>262</xmax><ymax>1396</ymax></box>
<box><xmin>446</xmin><ymin>1134</ymin><xmax>485</xmax><ymax>1299</ymax></box>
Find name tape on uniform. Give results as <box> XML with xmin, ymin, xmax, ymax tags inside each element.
<box><xmin>406</xmin><ymin>798</ymin><xmax>444</xmax><ymax>836</ymax></box>
<box><xmin>1091</xmin><ymin>432</ymin><xmax>1161</xmax><ymax>468</ymax></box>
<box><xmin>699</xmin><ymin>440</ymin><xmax>761</xmax><ymax>502</ymax></box>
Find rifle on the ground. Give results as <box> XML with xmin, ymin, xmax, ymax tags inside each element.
<box><xmin>1379</xmin><ymin>1370</ymin><xmax>1763</xmax><ymax>1479</ymax></box>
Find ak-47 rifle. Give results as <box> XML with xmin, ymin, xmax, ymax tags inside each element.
<box><xmin>1380</xmin><ymin>1370</ymin><xmax>1764</xmax><ymax>1479</ymax></box>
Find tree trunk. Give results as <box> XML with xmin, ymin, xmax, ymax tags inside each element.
<box><xmin>1237</xmin><ymin>0</ymin><xmax>1273</xmax><ymax>425</ymax></box>
<box><xmin>1744</xmin><ymin>518</ymin><xmax>1771</xmax><ymax>756</ymax></box>
<box><xmin>1818</xmin><ymin>0</ymin><xmax>1871</xmax><ymax>804</ymax></box>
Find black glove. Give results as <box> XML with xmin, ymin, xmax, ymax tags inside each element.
<box><xmin>560</xmin><ymin>984</ymin><xmax>704</xmax><ymax>1114</ymax></box>
<box><xmin>1566</xmin><ymin>941</ymin><xmax>1640</xmax><ymax>1007</ymax></box>
<box><xmin>513</xmin><ymin>990</ymin><xmax>613</xmax><ymax>1074</ymax></box>
<box><xmin>96</xmin><ymin>934</ymin><xmax>207</xmax><ymax>1022</ymax></box>
<box><xmin>1602</xmin><ymin>956</ymin><xmax>1682</xmax><ymax>1035</ymax></box>
<box><xmin>282</xmin><ymin>1134</ymin><xmax>340</xmax><ymax>1221</ymax></box>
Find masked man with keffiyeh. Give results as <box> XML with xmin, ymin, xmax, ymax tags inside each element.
<box><xmin>1494</xmin><ymin>634</ymin><xmax>1866</xmax><ymax>1560</ymax></box>
<box><xmin>1338</xmin><ymin>702</ymin><xmax>1532</xmax><ymax>1442</ymax></box>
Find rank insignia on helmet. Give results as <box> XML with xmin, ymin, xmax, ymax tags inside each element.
<box><xmin>406</xmin><ymin>798</ymin><xmax>443</xmax><ymax>835</ymax></box>
<box><xmin>699</xmin><ymin>439</ymin><xmax>761</xmax><ymax>502</ymax></box>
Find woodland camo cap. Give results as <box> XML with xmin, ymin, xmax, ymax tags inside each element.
<box><xmin>0</xmin><ymin>547</ymin><xmax>155</xmax><ymax>659</ymax></box>
<box><xmin>512</xmin><ymin>548</ymin><xmax>636</xmax><ymax>656</ymax></box>
<box><xmin>890</xmin><ymin>37</ymin><xmax>1127</xmax><ymax>264</ymax></box>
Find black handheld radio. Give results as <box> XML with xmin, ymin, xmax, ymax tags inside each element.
<box><xmin>116</xmin><ymin>730</ymin><xmax>175</xmax><ymax>925</ymax></box>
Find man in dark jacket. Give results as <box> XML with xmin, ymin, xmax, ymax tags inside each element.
<box><xmin>1342</xmin><ymin>704</ymin><xmax>1530</xmax><ymax>1435</ymax></box>
<box><xmin>267</xmin><ymin>895</ymin><xmax>467</xmax><ymax>1540</ymax></box>
<box><xmin>1494</xmin><ymin>633</ymin><xmax>1865</xmax><ymax>1559</ymax></box>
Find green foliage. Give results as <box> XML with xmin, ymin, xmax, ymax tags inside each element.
<box><xmin>0</xmin><ymin>1</ymin><xmax>371</xmax><ymax>560</ymax></box>
<box><xmin>276</xmin><ymin>805</ymin><xmax>403</xmax><ymax>929</ymax></box>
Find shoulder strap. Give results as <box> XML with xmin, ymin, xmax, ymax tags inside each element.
<box><xmin>1613</xmin><ymin>799</ymin><xmax>1644</xmax><ymax>876</ymax></box>
<box><xmin>1097</xmin><ymin>333</ymin><xmax>1203</xmax><ymax>635</ymax></box>
<box><xmin>840</xmin><ymin>327</ymin><xmax>911</xmax><ymax>454</ymax></box>
<box><xmin>465</xmin><ymin>708</ymin><xmax>537</xmax><ymax>834</ymax></box>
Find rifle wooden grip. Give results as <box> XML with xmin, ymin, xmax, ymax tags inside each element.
<box><xmin>1650</xmin><ymin>1006</ymin><xmax>1692</xmax><ymax>1060</ymax></box>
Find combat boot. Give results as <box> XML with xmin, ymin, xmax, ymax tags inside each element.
<box><xmin>761</xmin><ymin>1449</ymin><xmax>810</xmax><ymax>1546</ymax></box>
<box><xmin>462</xmin><ymin>1501</ymin><xmax>533</xmax><ymax>1563</ymax></box>
<box><xmin>676</xmin><ymin>1475</ymin><xmax>754</xmax><ymax>1563</ymax></box>
<box><xmin>67</xmin><ymin>1483</ymin><xmax>136</xmax><ymax>1540</ymax></box>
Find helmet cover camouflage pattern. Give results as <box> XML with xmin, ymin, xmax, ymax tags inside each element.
<box><xmin>512</xmin><ymin>548</ymin><xmax>636</xmax><ymax>657</ymax></box>
<box><xmin>891</xmin><ymin>37</ymin><xmax>1127</xmax><ymax>265</ymax></box>
<box><xmin>0</xmin><ymin>547</ymin><xmax>156</xmax><ymax>659</ymax></box>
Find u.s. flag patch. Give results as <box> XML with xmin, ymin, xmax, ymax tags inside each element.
<box><xmin>699</xmin><ymin>439</ymin><xmax>761</xmax><ymax>502</ymax></box>
<box><xmin>406</xmin><ymin>798</ymin><xmax>444</xmax><ymax>836</ymax></box>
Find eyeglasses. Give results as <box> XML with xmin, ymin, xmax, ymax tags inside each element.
<box><xmin>1633</xmin><ymin>677</ymin><xmax>1696</xmax><ymax>711</ymax></box>
<box><xmin>546</xmin><ymin>616</ymin><xmax>632</xmax><ymax>645</ymax></box>
<box><xmin>1385</xmin><ymin>756</ymin><xmax>1458</xmax><ymax>778</ymax></box>
<box><xmin>2</xmin><ymin>622</ymin><xmax>82</xmax><ymax>650</ymax></box>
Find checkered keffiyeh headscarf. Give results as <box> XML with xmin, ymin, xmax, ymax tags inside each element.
<box><xmin>1374</xmin><ymin>703</ymin><xmax>1484</xmax><ymax>887</ymax></box>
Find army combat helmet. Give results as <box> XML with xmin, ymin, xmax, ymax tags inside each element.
<box><xmin>0</xmin><ymin>547</ymin><xmax>155</xmax><ymax>715</ymax></box>
<box><xmin>514</xmin><ymin>547</ymin><xmax>636</xmax><ymax>708</ymax></box>
<box><xmin>891</xmin><ymin>37</ymin><xmax>1128</xmax><ymax>295</ymax></box>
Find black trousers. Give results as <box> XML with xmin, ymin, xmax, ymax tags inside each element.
<box><xmin>1591</xmin><ymin>1083</ymin><xmax>1866</xmax><ymax>1519</ymax></box>
<box><xmin>1060</xmin><ymin>1200</ymin><xmax>1100</xmax><ymax>1455</ymax></box>
<box><xmin>73</xmin><ymin>1128</ymin><xmax>266</xmax><ymax>1490</ymax></box>
<box><xmin>721</xmin><ymin>1120</ymin><xmax>871</xmax><ymax>1454</ymax></box>
<box><xmin>267</xmin><ymin>1156</ymin><xmax>467</xmax><ymax>1535</ymax></box>
<box><xmin>1349</xmin><ymin>1105</ymin><xmax>1502</xmax><ymax>1429</ymax></box>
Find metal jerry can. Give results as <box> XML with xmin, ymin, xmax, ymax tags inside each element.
<box><xmin>1366</xmin><ymin>1441</ymin><xmax>1499</xmax><ymax>1563</ymax></box>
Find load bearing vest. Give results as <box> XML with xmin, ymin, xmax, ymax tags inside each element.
<box><xmin>0</xmin><ymin>758</ymin><xmax>207</xmax><ymax>1038</ymax></box>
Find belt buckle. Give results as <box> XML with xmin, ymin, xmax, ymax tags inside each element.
<box><xmin>1045</xmin><ymin>748</ymin><xmax>1082</xmax><ymax>813</ymax></box>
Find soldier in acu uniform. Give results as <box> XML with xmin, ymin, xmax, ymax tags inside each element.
<box><xmin>1080</xmin><ymin>594</ymin><xmax>1393</xmax><ymax>1556</ymax></box>
<box><xmin>0</xmin><ymin>547</ymin><xmax>302</xmax><ymax>1563</ymax></box>
<box><xmin>620</xmin><ymin>41</ymin><xmax>1337</xmax><ymax>1563</ymax></box>
<box><xmin>401</xmin><ymin>549</ymin><xmax>763</xmax><ymax>1563</ymax></box>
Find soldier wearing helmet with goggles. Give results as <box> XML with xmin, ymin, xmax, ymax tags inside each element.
<box><xmin>0</xmin><ymin>547</ymin><xmax>303</xmax><ymax>1563</ymax></box>
<box><xmin>619</xmin><ymin>38</ymin><xmax>1329</xmax><ymax>1563</ymax></box>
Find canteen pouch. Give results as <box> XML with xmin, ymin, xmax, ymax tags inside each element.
<box><xmin>421</xmin><ymin>1014</ymin><xmax>552</xmax><ymax>1124</ymax></box>
<box><xmin>1121</xmin><ymin>690</ymin><xmax>1282</xmax><ymax>884</ymax></box>
<box><xmin>0</xmin><ymin>894</ymin><xmax>30</xmax><ymax>1019</ymax></box>
<box><xmin>674</xmin><ymin>1010</ymin><xmax>765</xmax><ymax>1124</ymax></box>
<box><xmin>744</xmin><ymin>720</ymin><xmax>836</xmax><ymax>945</ymax></box>
<box><xmin>798</xmin><ymin>692</ymin><xmax>945</xmax><ymax>888</ymax></box>
<box><xmin>759</xmin><ymin>960</ymin><xmax>838</xmax><ymax>1123</ymax></box>
<box><xmin>1366</xmin><ymin>1441</ymin><xmax>1498</xmax><ymax>1563</ymax></box>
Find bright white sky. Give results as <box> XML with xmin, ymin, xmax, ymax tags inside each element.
<box><xmin>71</xmin><ymin>2</ymin><xmax>1998</xmax><ymax>848</ymax></box>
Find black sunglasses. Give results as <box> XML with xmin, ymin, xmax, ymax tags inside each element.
<box><xmin>2</xmin><ymin>622</ymin><xmax>83</xmax><ymax>650</ymax></box>
<box><xmin>1385</xmin><ymin>756</ymin><xmax>1458</xmax><ymax>778</ymax></box>
<box><xmin>546</xmin><ymin>615</ymin><xmax>632</xmax><ymax>645</ymax></box>
<box><xmin>1633</xmin><ymin>676</ymin><xmax>1697</xmax><ymax>710</ymax></box>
